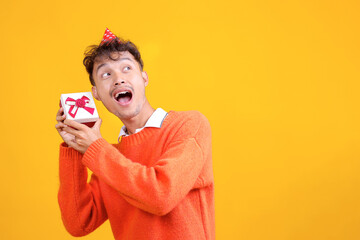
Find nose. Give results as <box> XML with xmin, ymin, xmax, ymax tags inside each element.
<box><xmin>113</xmin><ymin>72</ymin><xmax>126</xmax><ymax>86</ymax></box>
<box><xmin>114</xmin><ymin>80</ymin><xmax>125</xmax><ymax>86</ymax></box>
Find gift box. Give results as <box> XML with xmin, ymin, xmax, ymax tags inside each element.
<box><xmin>60</xmin><ymin>92</ymin><xmax>99</xmax><ymax>128</ymax></box>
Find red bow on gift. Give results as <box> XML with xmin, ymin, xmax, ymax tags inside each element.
<box><xmin>65</xmin><ymin>96</ymin><xmax>95</xmax><ymax>118</ymax></box>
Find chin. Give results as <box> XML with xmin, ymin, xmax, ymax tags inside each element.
<box><xmin>116</xmin><ymin>105</ymin><xmax>142</xmax><ymax>120</ymax></box>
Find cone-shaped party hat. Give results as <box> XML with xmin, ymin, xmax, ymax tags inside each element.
<box><xmin>100</xmin><ymin>28</ymin><xmax>120</xmax><ymax>45</ymax></box>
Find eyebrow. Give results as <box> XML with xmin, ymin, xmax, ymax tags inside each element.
<box><xmin>96</xmin><ymin>57</ymin><xmax>133</xmax><ymax>74</ymax></box>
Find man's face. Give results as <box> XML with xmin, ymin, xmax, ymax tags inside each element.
<box><xmin>91</xmin><ymin>51</ymin><xmax>149</xmax><ymax>120</ymax></box>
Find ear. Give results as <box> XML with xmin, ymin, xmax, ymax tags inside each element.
<box><xmin>92</xmin><ymin>86</ymin><xmax>100</xmax><ymax>100</ymax></box>
<box><xmin>142</xmin><ymin>71</ymin><xmax>149</xmax><ymax>86</ymax></box>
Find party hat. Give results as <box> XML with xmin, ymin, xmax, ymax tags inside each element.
<box><xmin>100</xmin><ymin>27</ymin><xmax>120</xmax><ymax>45</ymax></box>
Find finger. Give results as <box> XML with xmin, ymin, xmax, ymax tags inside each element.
<box><xmin>56</xmin><ymin>107</ymin><xmax>64</xmax><ymax>117</ymax></box>
<box><xmin>56</xmin><ymin>114</ymin><xmax>66</xmax><ymax>122</ymax></box>
<box><xmin>66</xmin><ymin>139</ymin><xmax>78</xmax><ymax>149</ymax></box>
<box><xmin>55</xmin><ymin>122</ymin><xmax>67</xmax><ymax>130</ymax></box>
<box><xmin>64</xmin><ymin>119</ymin><xmax>87</xmax><ymax>131</ymax></box>
<box><xmin>74</xmin><ymin>137</ymin><xmax>83</xmax><ymax>146</ymax></box>
<box><xmin>93</xmin><ymin>118</ymin><xmax>102</xmax><ymax>130</ymax></box>
<box><xmin>63</xmin><ymin>126</ymin><xmax>81</xmax><ymax>137</ymax></box>
<box><xmin>66</xmin><ymin>137</ymin><xmax>85</xmax><ymax>153</ymax></box>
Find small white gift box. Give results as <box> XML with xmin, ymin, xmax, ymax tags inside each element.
<box><xmin>60</xmin><ymin>92</ymin><xmax>99</xmax><ymax>127</ymax></box>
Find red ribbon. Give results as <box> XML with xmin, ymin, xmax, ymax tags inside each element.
<box><xmin>65</xmin><ymin>96</ymin><xmax>95</xmax><ymax>118</ymax></box>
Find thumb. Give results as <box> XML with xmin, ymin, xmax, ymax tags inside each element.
<box><xmin>93</xmin><ymin>118</ymin><xmax>102</xmax><ymax>130</ymax></box>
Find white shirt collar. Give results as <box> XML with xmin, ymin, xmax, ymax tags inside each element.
<box><xmin>118</xmin><ymin>108</ymin><xmax>168</xmax><ymax>140</ymax></box>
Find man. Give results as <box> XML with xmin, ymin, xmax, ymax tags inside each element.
<box><xmin>55</xmin><ymin>28</ymin><xmax>215</xmax><ymax>240</ymax></box>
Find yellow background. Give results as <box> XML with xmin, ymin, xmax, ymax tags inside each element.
<box><xmin>1</xmin><ymin>0</ymin><xmax>359</xmax><ymax>239</ymax></box>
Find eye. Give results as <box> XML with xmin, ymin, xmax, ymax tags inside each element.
<box><xmin>123</xmin><ymin>66</ymin><xmax>131</xmax><ymax>71</ymax></box>
<box><xmin>102</xmin><ymin>72</ymin><xmax>111</xmax><ymax>78</ymax></box>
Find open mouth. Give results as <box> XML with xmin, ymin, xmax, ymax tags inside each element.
<box><xmin>114</xmin><ymin>90</ymin><xmax>133</xmax><ymax>105</ymax></box>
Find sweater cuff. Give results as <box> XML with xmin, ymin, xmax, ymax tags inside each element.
<box><xmin>59</xmin><ymin>142</ymin><xmax>83</xmax><ymax>160</ymax></box>
<box><xmin>82</xmin><ymin>138</ymin><xmax>109</xmax><ymax>171</ymax></box>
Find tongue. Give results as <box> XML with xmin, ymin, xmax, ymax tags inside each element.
<box><xmin>119</xmin><ymin>96</ymin><xmax>131</xmax><ymax>104</ymax></box>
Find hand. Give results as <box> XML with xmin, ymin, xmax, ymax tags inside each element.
<box><xmin>62</xmin><ymin>118</ymin><xmax>102</xmax><ymax>154</ymax></box>
<box><xmin>55</xmin><ymin>107</ymin><xmax>76</xmax><ymax>145</ymax></box>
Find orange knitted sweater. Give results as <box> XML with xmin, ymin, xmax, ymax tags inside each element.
<box><xmin>58</xmin><ymin>110</ymin><xmax>215</xmax><ymax>240</ymax></box>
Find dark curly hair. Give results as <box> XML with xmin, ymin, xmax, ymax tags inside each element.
<box><xmin>83</xmin><ymin>38</ymin><xmax>144</xmax><ymax>86</ymax></box>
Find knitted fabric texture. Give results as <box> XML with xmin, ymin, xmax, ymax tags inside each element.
<box><xmin>58</xmin><ymin>110</ymin><xmax>215</xmax><ymax>240</ymax></box>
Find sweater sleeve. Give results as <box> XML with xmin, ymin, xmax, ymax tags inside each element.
<box><xmin>82</xmin><ymin>115</ymin><xmax>212</xmax><ymax>216</ymax></box>
<box><xmin>58</xmin><ymin>143</ymin><xmax>108</xmax><ymax>237</ymax></box>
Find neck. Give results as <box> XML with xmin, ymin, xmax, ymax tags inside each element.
<box><xmin>121</xmin><ymin>101</ymin><xmax>155</xmax><ymax>135</ymax></box>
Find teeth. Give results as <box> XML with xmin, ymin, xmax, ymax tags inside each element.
<box><xmin>115</xmin><ymin>91</ymin><xmax>129</xmax><ymax>98</ymax></box>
